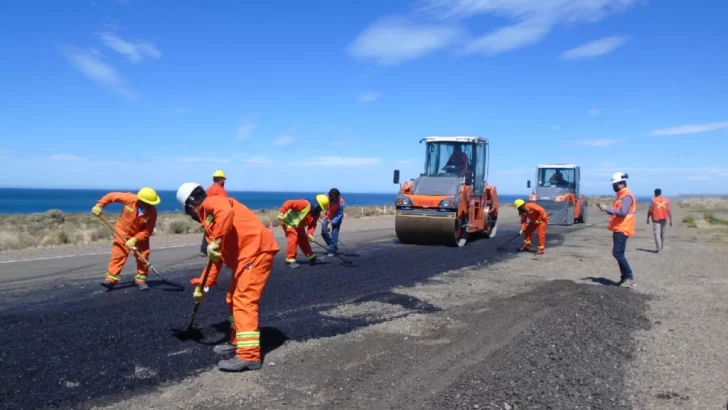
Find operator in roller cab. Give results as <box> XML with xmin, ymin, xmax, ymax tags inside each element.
<box><xmin>444</xmin><ymin>143</ymin><xmax>470</xmax><ymax>175</ymax></box>
<box><xmin>514</xmin><ymin>198</ymin><xmax>549</xmax><ymax>255</ymax></box>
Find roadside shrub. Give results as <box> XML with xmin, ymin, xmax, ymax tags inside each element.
<box><xmin>703</xmin><ymin>213</ymin><xmax>728</xmax><ymax>226</ymax></box>
<box><xmin>0</xmin><ymin>231</ymin><xmax>37</xmax><ymax>251</ymax></box>
<box><xmin>167</xmin><ymin>219</ymin><xmax>192</xmax><ymax>234</ymax></box>
<box><xmin>682</xmin><ymin>216</ymin><xmax>697</xmax><ymax>228</ymax></box>
<box><xmin>40</xmin><ymin>230</ymin><xmax>71</xmax><ymax>246</ymax></box>
<box><xmin>45</xmin><ymin>209</ymin><xmax>66</xmax><ymax>224</ymax></box>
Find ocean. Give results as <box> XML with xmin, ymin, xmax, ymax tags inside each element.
<box><xmin>0</xmin><ymin>188</ymin><xmax>647</xmax><ymax>215</ymax></box>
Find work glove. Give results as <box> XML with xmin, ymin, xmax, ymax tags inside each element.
<box><xmin>206</xmin><ymin>241</ymin><xmax>222</xmax><ymax>262</ymax></box>
<box><xmin>190</xmin><ymin>277</ymin><xmax>217</xmax><ymax>287</ymax></box>
<box><xmin>327</xmin><ymin>223</ymin><xmax>333</xmax><ymax>232</ymax></box>
<box><xmin>91</xmin><ymin>204</ymin><xmax>103</xmax><ymax>216</ymax></box>
<box><xmin>125</xmin><ymin>237</ymin><xmax>137</xmax><ymax>249</ymax></box>
<box><xmin>307</xmin><ymin>234</ymin><xmax>315</xmax><ymax>242</ymax></box>
<box><xmin>277</xmin><ymin>213</ymin><xmax>285</xmax><ymax>221</ymax></box>
<box><xmin>519</xmin><ymin>229</ymin><xmax>523</xmax><ymax>236</ymax></box>
<box><xmin>192</xmin><ymin>285</ymin><xmax>206</xmax><ymax>303</ymax></box>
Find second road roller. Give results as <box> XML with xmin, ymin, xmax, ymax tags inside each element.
<box><xmin>392</xmin><ymin>136</ymin><xmax>500</xmax><ymax>247</ymax></box>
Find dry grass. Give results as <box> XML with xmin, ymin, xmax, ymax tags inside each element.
<box><xmin>0</xmin><ymin>205</ymin><xmax>396</xmax><ymax>251</ymax></box>
<box><xmin>678</xmin><ymin>199</ymin><xmax>728</xmax><ymax>243</ymax></box>
<box><xmin>677</xmin><ymin>196</ymin><xmax>728</xmax><ymax>213</ymax></box>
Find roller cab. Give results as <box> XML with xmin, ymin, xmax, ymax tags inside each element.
<box><xmin>393</xmin><ymin>136</ymin><xmax>499</xmax><ymax>247</ymax></box>
<box><xmin>526</xmin><ymin>164</ymin><xmax>588</xmax><ymax>225</ymax></box>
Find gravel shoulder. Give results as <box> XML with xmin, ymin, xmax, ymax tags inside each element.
<box><xmin>85</xmin><ymin>207</ymin><xmax>728</xmax><ymax>409</ymax></box>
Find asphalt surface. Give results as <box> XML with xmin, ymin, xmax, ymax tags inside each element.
<box><xmin>0</xmin><ymin>216</ymin><xmax>584</xmax><ymax>410</ymax></box>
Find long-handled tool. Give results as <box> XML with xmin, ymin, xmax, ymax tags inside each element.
<box><xmin>95</xmin><ymin>215</ymin><xmax>185</xmax><ymax>291</ymax></box>
<box><xmin>316</xmin><ymin>219</ymin><xmax>360</xmax><ymax>257</ymax></box>
<box><xmin>496</xmin><ymin>212</ymin><xmax>554</xmax><ymax>252</ymax></box>
<box><xmin>171</xmin><ymin>260</ymin><xmax>214</xmax><ymax>341</ymax></box>
<box><xmin>311</xmin><ymin>238</ymin><xmax>353</xmax><ymax>266</ymax></box>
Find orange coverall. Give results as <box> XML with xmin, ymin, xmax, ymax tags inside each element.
<box><xmin>279</xmin><ymin>199</ymin><xmax>320</xmax><ymax>264</ymax></box>
<box><xmin>192</xmin><ymin>196</ymin><xmax>280</xmax><ymax>362</ymax></box>
<box><xmin>520</xmin><ymin>203</ymin><xmax>549</xmax><ymax>254</ymax></box>
<box><xmin>206</xmin><ymin>183</ymin><xmax>228</xmax><ymax>197</ymax></box>
<box><xmin>98</xmin><ymin>192</ymin><xmax>157</xmax><ymax>285</ymax></box>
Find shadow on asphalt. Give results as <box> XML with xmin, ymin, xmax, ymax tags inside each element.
<box><xmin>636</xmin><ymin>248</ymin><xmax>658</xmax><ymax>254</ymax></box>
<box><xmin>582</xmin><ymin>276</ymin><xmax>620</xmax><ymax>286</ymax></box>
<box><xmin>0</xmin><ymin>225</ymin><xmax>579</xmax><ymax>409</ymax></box>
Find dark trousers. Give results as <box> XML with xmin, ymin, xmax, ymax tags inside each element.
<box><xmin>200</xmin><ymin>234</ymin><xmax>208</xmax><ymax>254</ymax></box>
<box><xmin>612</xmin><ymin>232</ymin><xmax>633</xmax><ymax>280</ymax></box>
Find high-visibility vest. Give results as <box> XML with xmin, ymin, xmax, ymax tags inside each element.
<box><xmin>608</xmin><ymin>188</ymin><xmax>637</xmax><ymax>236</ymax></box>
<box><xmin>281</xmin><ymin>202</ymin><xmax>311</xmax><ymax>229</ymax></box>
<box><xmin>650</xmin><ymin>197</ymin><xmax>670</xmax><ymax>221</ymax></box>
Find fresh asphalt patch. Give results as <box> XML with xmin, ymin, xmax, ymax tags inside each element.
<box><xmin>0</xmin><ymin>224</ymin><xmax>581</xmax><ymax>409</ymax></box>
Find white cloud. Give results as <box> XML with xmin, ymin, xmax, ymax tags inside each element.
<box><xmin>648</xmin><ymin>121</ymin><xmax>728</xmax><ymax>136</ymax></box>
<box><xmin>560</xmin><ymin>36</ymin><xmax>628</xmax><ymax>60</ymax></box>
<box><xmin>358</xmin><ymin>92</ymin><xmax>380</xmax><ymax>103</ymax></box>
<box><xmin>272</xmin><ymin>135</ymin><xmax>294</xmax><ymax>146</ymax></box>
<box><xmin>51</xmin><ymin>154</ymin><xmax>86</xmax><ymax>161</ymax></box>
<box><xmin>177</xmin><ymin>156</ymin><xmax>231</xmax><ymax>164</ymax></box>
<box><xmin>346</xmin><ymin>16</ymin><xmax>461</xmax><ymax>66</ymax></box>
<box><xmin>588</xmin><ymin>108</ymin><xmax>600</xmax><ymax>116</ymax></box>
<box><xmin>59</xmin><ymin>46</ymin><xmax>136</xmax><ymax>99</ymax></box>
<box><xmin>100</xmin><ymin>32</ymin><xmax>161</xmax><ymax>63</ymax></box>
<box><xmin>573</xmin><ymin>138</ymin><xmax>624</xmax><ymax>147</ymax></box>
<box><xmin>245</xmin><ymin>156</ymin><xmax>272</xmax><ymax>165</ymax></box>
<box><xmin>551</xmin><ymin>125</ymin><xmax>561</xmax><ymax>130</ymax></box>
<box><xmin>237</xmin><ymin>115</ymin><xmax>256</xmax><ymax>140</ymax></box>
<box><xmin>415</xmin><ymin>0</ymin><xmax>638</xmax><ymax>56</ymax></box>
<box><xmin>301</xmin><ymin>156</ymin><xmax>382</xmax><ymax>167</ymax></box>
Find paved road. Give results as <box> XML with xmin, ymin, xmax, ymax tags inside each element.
<box><xmin>0</xmin><ymin>213</ymin><xmax>587</xmax><ymax>409</ymax></box>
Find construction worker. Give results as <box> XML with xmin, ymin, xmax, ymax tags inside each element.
<box><xmin>91</xmin><ymin>187</ymin><xmax>161</xmax><ymax>291</ymax></box>
<box><xmin>176</xmin><ymin>182</ymin><xmax>280</xmax><ymax>372</ymax></box>
<box><xmin>647</xmin><ymin>188</ymin><xmax>672</xmax><ymax>254</ymax></box>
<box><xmin>321</xmin><ymin>188</ymin><xmax>345</xmax><ymax>257</ymax></box>
<box><xmin>278</xmin><ymin>194</ymin><xmax>329</xmax><ymax>268</ymax></box>
<box><xmin>514</xmin><ymin>199</ymin><xmax>549</xmax><ymax>255</ymax></box>
<box><xmin>200</xmin><ymin>170</ymin><xmax>229</xmax><ymax>256</ymax></box>
<box><xmin>444</xmin><ymin>143</ymin><xmax>469</xmax><ymax>174</ymax></box>
<box><xmin>597</xmin><ymin>172</ymin><xmax>636</xmax><ymax>288</ymax></box>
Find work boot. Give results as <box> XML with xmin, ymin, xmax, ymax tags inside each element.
<box><xmin>286</xmin><ymin>262</ymin><xmax>299</xmax><ymax>269</ymax></box>
<box><xmin>517</xmin><ymin>247</ymin><xmax>531</xmax><ymax>253</ymax></box>
<box><xmin>308</xmin><ymin>255</ymin><xmax>317</xmax><ymax>266</ymax></box>
<box><xmin>327</xmin><ymin>252</ymin><xmax>335</xmax><ymax>258</ymax></box>
<box><xmin>100</xmin><ymin>280</ymin><xmax>116</xmax><ymax>291</ymax></box>
<box><xmin>213</xmin><ymin>343</ymin><xmax>237</xmax><ymax>355</ymax></box>
<box><xmin>217</xmin><ymin>356</ymin><xmax>262</xmax><ymax>372</ymax></box>
<box><xmin>620</xmin><ymin>278</ymin><xmax>635</xmax><ymax>288</ymax></box>
<box><xmin>137</xmin><ymin>282</ymin><xmax>149</xmax><ymax>291</ymax></box>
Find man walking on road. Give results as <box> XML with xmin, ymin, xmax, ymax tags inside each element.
<box><xmin>597</xmin><ymin>172</ymin><xmax>637</xmax><ymax>288</ymax></box>
<box><xmin>177</xmin><ymin>182</ymin><xmax>279</xmax><ymax>372</ymax></box>
<box><xmin>647</xmin><ymin>188</ymin><xmax>672</xmax><ymax>254</ymax></box>
<box><xmin>200</xmin><ymin>170</ymin><xmax>229</xmax><ymax>256</ymax></box>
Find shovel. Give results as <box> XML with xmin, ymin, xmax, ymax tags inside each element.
<box><xmin>95</xmin><ymin>215</ymin><xmax>185</xmax><ymax>291</ymax></box>
<box><xmin>311</xmin><ymin>238</ymin><xmax>354</xmax><ymax>266</ymax></box>
<box><xmin>171</xmin><ymin>260</ymin><xmax>214</xmax><ymax>341</ymax></box>
<box><xmin>316</xmin><ymin>219</ymin><xmax>360</xmax><ymax>257</ymax></box>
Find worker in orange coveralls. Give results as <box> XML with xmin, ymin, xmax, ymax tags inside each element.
<box><xmin>277</xmin><ymin>194</ymin><xmax>330</xmax><ymax>268</ymax></box>
<box><xmin>514</xmin><ymin>199</ymin><xmax>549</xmax><ymax>255</ymax></box>
<box><xmin>200</xmin><ymin>170</ymin><xmax>229</xmax><ymax>256</ymax></box>
<box><xmin>91</xmin><ymin>187</ymin><xmax>161</xmax><ymax>291</ymax></box>
<box><xmin>176</xmin><ymin>182</ymin><xmax>280</xmax><ymax>372</ymax></box>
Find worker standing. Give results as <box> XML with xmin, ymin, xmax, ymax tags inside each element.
<box><xmin>321</xmin><ymin>188</ymin><xmax>345</xmax><ymax>257</ymax></box>
<box><xmin>647</xmin><ymin>188</ymin><xmax>672</xmax><ymax>254</ymax></box>
<box><xmin>514</xmin><ymin>199</ymin><xmax>549</xmax><ymax>255</ymax></box>
<box><xmin>278</xmin><ymin>195</ymin><xmax>329</xmax><ymax>268</ymax></box>
<box><xmin>200</xmin><ymin>170</ymin><xmax>229</xmax><ymax>256</ymax></box>
<box><xmin>92</xmin><ymin>187</ymin><xmax>161</xmax><ymax>291</ymax></box>
<box><xmin>176</xmin><ymin>182</ymin><xmax>280</xmax><ymax>372</ymax></box>
<box><xmin>597</xmin><ymin>172</ymin><xmax>637</xmax><ymax>288</ymax></box>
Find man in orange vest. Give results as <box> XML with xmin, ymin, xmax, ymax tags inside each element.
<box><xmin>514</xmin><ymin>199</ymin><xmax>549</xmax><ymax>255</ymax></box>
<box><xmin>91</xmin><ymin>187</ymin><xmax>161</xmax><ymax>291</ymax></box>
<box><xmin>200</xmin><ymin>170</ymin><xmax>229</xmax><ymax>256</ymax></box>
<box><xmin>277</xmin><ymin>195</ymin><xmax>330</xmax><ymax>268</ymax></box>
<box><xmin>597</xmin><ymin>172</ymin><xmax>637</xmax><ymax>288</ymax></box>
<box><xmin>176</xmin><ymin>182</ymin><xmax>280</xmax><ymax>372</ymax></box>
<box><xmin>647</xmin><ymin>188</ymin><xmax>672</xmax><ymax>254</ymax></box>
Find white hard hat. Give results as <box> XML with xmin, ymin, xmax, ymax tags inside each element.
<box><xmin>176</xmin><ymin>182</ymin><xmax>203</xmax><ymax>208</ymax></box>
<box><xmin>610</xmin><ymin>172</ymin><xmax>628</xmax><ymax>184</ymax></box>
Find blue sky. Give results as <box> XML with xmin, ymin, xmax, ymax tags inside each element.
<box><xmin>1</xmin><ymin>0</ymin><xmax>727</xmax><ymax>196</ymax></box>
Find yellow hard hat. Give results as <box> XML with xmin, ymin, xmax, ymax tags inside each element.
<box><xmin>316</xmin><ymin>194</ymin><xmax>330</xmax><ymax>210</ymax></box>
<box><xmin>513</xmin><ymin>199</ymin><xmax>525</xmax><ymax>209</ymax></box>
<box><xmin>137</xmin><ymin>187</ymin><xmax>161</xmax><ymax>206</ymax></box>
<box><xmin>212</xmin><ymin>170</ymin><xmax>226</xmax><ymax>179</ymax></box>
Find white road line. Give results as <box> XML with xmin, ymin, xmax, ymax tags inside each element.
<box><xmin>0</xmin><ymin>244</ymin><xmax>196</xmax><ymax>265</ymax></box>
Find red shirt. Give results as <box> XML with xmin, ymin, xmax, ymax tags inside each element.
<box><xmin>206</xmin><ymin>183</ymin><xmax>228</xmax><ymax>197</ymax></box>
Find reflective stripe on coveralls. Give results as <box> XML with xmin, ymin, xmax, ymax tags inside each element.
<box><xmin>281</xmin><ymin>204</ymin><xmax>311</xmax><ymax>229</ymax></box>
<box><xmin>279</xmin><ymin>199</ymin><xmax>320</xmax><ymax>263</ymax></box>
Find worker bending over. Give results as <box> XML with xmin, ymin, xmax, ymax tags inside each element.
<box><xmin>321</xmin><ymin>188</ymin><xmax>344</xmax><ymax>257</ymax></box>
<box><xmin>278</xmin><ymin>194</ymin><xmax>329</xmax><ymax>268</ymax></box>
<box><xmin>597</xmin><ymin>172</ymin><xmax>637</xmax><ymax>288</ymax></box>
<box><xmin>176</xmin><ymin>182</ymin><xmax>280</xmax><ymax>372</ymax></box>
<box><xmin>514</xmin><ymin>199</ymin><xmax>549</xmax><ymax>255</ymax></box>
<box><xmin>647</xmin><ymin>188</ymin><xmax>672</xmax><ymax>254</ymax></box>
<box><xmin>200</xmin><ymin>170</ymin><xmax>229</xmax><ymax>256</ymax></box>
<box><xmin>92</xmin><ymin>187</ymin><xmax>161</xmax><ymax>291</ymax></box>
